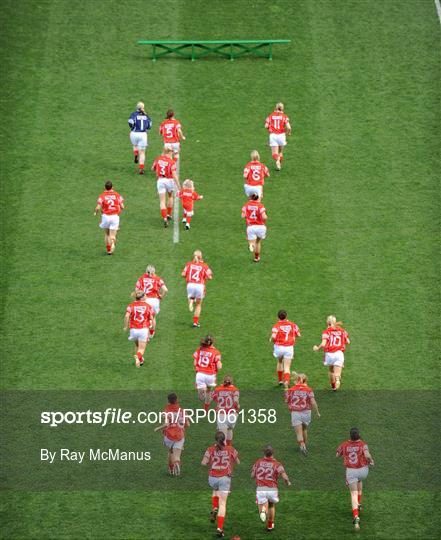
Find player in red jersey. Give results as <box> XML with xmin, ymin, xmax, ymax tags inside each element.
<box><xmin>336</xmin><ymin>427</ymin><xmax>375</xmax><ymax>531</ymax></box>
<box><xmin>177</xmin><ymin>179</ymin><xmax>203</xmax><ymax>230</ymax></box>
<box><xmin>243</xmin><ymin>150</ymin><xmax>270</xmax><ymax>199</ymax></box>
<box><xmin>241</xmin><ymin>194</ymin><xmax>268</xmax><ymax>262</ymax></box>
<box><xmin>270</xmin><ymin>310</ymin><xmax>301</xmax><ymax>389</ymax></box>
<box><xmin>265</xmin><ymin>102</ymin><xmax>292</xmax><ymax>171</ymax></box>
<box><xmin>151</xmin><ymin>147</ymin><xmax>181</xmax><ymax>227</ymax></box>
<box><xmin>202</xmin><ymin>431</ymin><xmax>240</xmax><ymax>538</ymax></box>
<box><xmin>181</xmin><ymin>250</ymin><xmax>213</xmax><ymax>327</ymax></box>
<box><xmin>94</xmin><ymin>180</ymin><xmax>124</xmax><ymax>255</ymax></box>
<box><xmin>251</xmin><ymin>445</ymin><xmax>291</xmax><ymax>532</ymax></box>
<box><xmin>193</xmin><ymin>335</ymin><xmax>222</xmax><ymax>410</ymax></box>
<box><xmin>154</xmin><ymin>393</ymin><xmax>189</xmax><ymax>476</ymax></box>
<box><xmin>313</xmin><ymin>315</ymin><xmax>350</xmax><ymax>391</ymax></box>
<box><xmin>285</xmin><ymin>373</ymin><xmax>320</xmax><ymax>455</ymax></box>
<box><xmin>212</xmin><ymin>375</ymin><xmax>240</xmax><ymax>446</ymax></box>
<box><xmin>134</xmin><ymin>264</ymin><xmax>168</xmax><ymax>339</ymax></box>
<box><xmin>159</xmin><ymin>108</ymin><xmax>186</xmax><ymax>161</ymax></box>
<box><xmin>123</xmin><ymin>291</ymin><xmax>153</xmax><ymax>367</ymax></box>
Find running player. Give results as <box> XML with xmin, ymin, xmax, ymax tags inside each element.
<box><xmin>270</xmin><ymin>310</ymin><xmax>301</xmax><ymax>389</ymax></box>
<box><xmin>336</xmin><ymin>428</ymin><xmax>375</xmax><ymax>531</ymax></box>
<box><xmin>243</xmin><ymin>150</ymin><xmax>270</xmax><ymax>199</ymax></box>
<box><xmin>241</xmin><ymin>194</ymin><xmax>268</xmax><ymax>262</ymax></box>
<box><xmin>154</xmin><ymin>392</ymin><xmax>189</xmax><ymax>476</ymax></box>
<box><xmin>193</xmin><ymin>335</ymin><xmax>222</xmax><ymax>410</ymax></box>
<box><xmin>159</xmin><ymin>108</ymin><xmax>186</xmax><ymax>161</ymax></box>
<box><xmin>202</xmin><ymin>431</ymin><xmax>240</xmax><ymax>538</ymax></box>
<box><xmin>123</xmin><ymin>291</ymin><xmax>153</xmax><ymax>367</ymax></box>
<box><xmin>134</xmin><ymin>265</ymin><xmax>168</xmax><ymax>339</ymax></box>
<box><xmin>285</xmin><ymin>373</ymin><xmax>320</xmax><ymax>455</ymax></box>
<box><xmin>151</xmin><ymin>147</ymin><xmax>181</xmax><ymax>227</ymax></box>
<box><xmin>212</xmin><ymin>375</ymin><xmax>240</xmax><ymax>446</ymax></box>
<box><xmin>251</xmin><ymin>445</ymin><xmax>291</xmax><ymax>532</ymax></box>
<box><xmin>313</xmin><ymin>315</ymin><xmax>350</xmax><ymax>391</ymax></box>
<box><xmin>177</xmin><ymin>179</ymin><xmax>203</xmax><ymax>230</ymax></box>
<box><xmin>128</xmin><ymin>101</ymin><xmax>152</xmax><ymax>174</ymax></box>
<box><xmin>265</xmin><ymin>102</ymin><xmax>292</xmax><ymax>171</ymax></box>
<box><xmin>94</xmin><ymin>180</ymin><xmax>124</xmax><ymax>255</ymax></box>
<box><xmin>181</xmin><ymin>250</ymin><xmax>213</xmax><ymax>327</ymax></box>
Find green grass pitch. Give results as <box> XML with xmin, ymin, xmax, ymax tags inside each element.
<box><xmin>1</xmin><ymin>0</ymin><xmax>439</xmax><ymax>539</ymax></box>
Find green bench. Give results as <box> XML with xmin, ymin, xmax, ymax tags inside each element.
<box><xmin>137</xmin><ymin>39</ymin><xmax>291</xmax><ymax>62</ymax></box>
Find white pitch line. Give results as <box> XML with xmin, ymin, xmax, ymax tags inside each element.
<box><xmin>436</xmin><ymin>0</ymin><xmax>441</xmax><ymax>24</ymax></box>
<box><xmin>173</xmin><ymin>158</ymin><xmax>180</xmax><ymax>243</ymax></box>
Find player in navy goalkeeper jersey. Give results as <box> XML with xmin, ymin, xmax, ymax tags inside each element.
<box><xmin>128</xmin><ymin>101</ymin><xmax>152</xmax><ymax>174</ymax></box>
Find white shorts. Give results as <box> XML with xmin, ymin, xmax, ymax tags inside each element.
<box><xmin>195</xmin><ymin>372</ymin><xmax>216</xmax><ymax>390</ymax></box>
<box><xmin>182</xmin><ymin>209</ymin><xmax>194</xmax><ymax>217</ymax></box>
<box><xmin>291</xmin><ymin>410</ymin><xmax>312</xmax><ymax>427</ymax></box>
<box><xmin>145</xmin><ymin>297</ymin><xmax>160</xmax><ymax>314</ymax></box>
<box><xmin>130</xmin><ymin>131</ymin><xmax>148</xmax><ymax>149</ymax></box>
<box><xmin>209</xmin><ymin>475</ymin><xmax>231</xmax><ymax>492</ymax></box>
<box><xmin>217</xmin><ymin>411</ymin><xmax>237</xmax><ymax>431</ymax></box>
<box><xmin>244</xmin><ymin>184</ymin><xmax>263</xmax><ymax>198</ymax></box>
<box><xmin>187</xmin><ymin>283</ymin><xmax>205</xmax><ymax>300</ymax></box>
<box><xmin>273</xmin><ymin>345</ymin><xmax>294</xmax><ymax>359</ymax></box>
<box><xmin>269</xmin><ymin>133</ymin><xmax>287</xmax><ymax>147</ymax></box>
<box><xmin>346</xmin><ymin>466</ymin><xmax>369</xmax><ymax>485</ymax></box>
<box><xmin>256</xmin><ymin>489</ymin><xmax>279</xmax><ymax>505</ymax></box>
<box><xmin>128</xmin><ymin>328</ymin><xmax>149</xmax><ymax>342</ymax></box>
<box><xmin>157</xmin><ymin>178</ymin><xmax>175</xmax><ymax>195</ymax></box>
<box><xmin>324</xmin><ymin>350</ymin><xmax>345</xmax><ymax>367</ymax></box>
<box><xmin>99</xmin><ymin>214</ymin><xmax>119</xmax><ymax>231</ymax></box>
<box><xmin>164</xmin><ymin>436</ymin><xmax>185</xmax><ymax>450</ymax></box>
<box><xmin>164</xmin><ymin>142</ymin><xmax>180</xmax><ymax>154</ymax></box>
<box><xmin>247</xmin><ymin>225</ymin><xmax>267</xmax><ymax>241</ymax></box>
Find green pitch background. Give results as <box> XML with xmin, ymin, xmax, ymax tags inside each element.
<box><xmin>1</xmin><ymin>0</ymin><xmax>439</xmax><ymax>538</ymax></box>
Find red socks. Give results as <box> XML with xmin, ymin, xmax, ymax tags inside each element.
<box><xmin>106</xmin><ymin>244</ymin><xmax>111</xmax><ymax>253</ymax></box>
<box><xmin>161</xmin><ymin>209</ymin><xmax>167</xmax><ymax>219</ymax></box>
<box><xmin>212</xmin><ymin>496</ymin><xmax>219</xmax><ymax>509</ymax></box>
<box><xmin>203</xmin><ymin>402</ymin><xmax>210</xmax><ymax>411</ymax></box>
<box><xmin>186</xmin><ymin>215</ymin><xmax>192</xmax><ymax>223</ymax></box>
<box><xmin>139</xmin><ymin>163</ymin><xmax>144</xmax><ymax>171</ymax></box>
<box><xmin>193</xmin><ymin>316</ymin><xmax>199</xmax><ymax>325</ymax></box>
<box><xmin>149</xmin><ymin>328</ymin><xmax>155</xmax><ymax>338</ymax></box>
<box><xmin>136</xmin><ymin>352</ymin><xmax>144</xmax><ymax>364</ymax></box>
<box><xmin>267</xmin><ymin>520</ymin><xmax>274</xmax><ymax>528</ymax></box>
<box><xmin>277</xmin><ymin>371</ymin><xmax>283</xmax><ymax>382</ymax></box>
<box><xmin>331</xmin><ymin>381</ymin><xmax>336</xmax><ymax>389</ymax></box>
<box><xmin>167</xmin><ymin>206</ymin><xmax>173</xmax><ymax>217</ymax></box>
<box><xmin>272</xmin><ymin>153</ymin><xmax>279</xmax><ymax>160</ymax></box>
<box><xmin>217</xmin><ymin>516</ymin><xmax>224</xmax><ymax>530</ymax></box>
<box><xmin>134</xmin><ymin>150</ymin><xmax>139</xmax><ymax>156</ymax></box>
<box><xmin>283</xmin><ymin>372</ymin><xmax>290</xmax><ymax>384</ymax></box>
<box><xmin>352</xmin><ymin>508</ymin><xmax>359</xmax><ymax>518</ymax></box>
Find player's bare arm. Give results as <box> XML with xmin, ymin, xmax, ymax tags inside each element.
<box><xmin>123</xmin><ymin>312</ymin><xmax>130</xmax><ymax>332</ymax></box>
<box><xmin>94</xmin><ymin>204</ymin><xmax>101</xmax><ymax>216</ymax></box>
<box><xmin>286</xmin><ymin>121</ymin><xmax>292</xmax><ymax>136</ymax></box>
<box><xmin>311</xmin><ymin>397</ymin><xmax>321</xmax><ymax>418</ymax></box>
<box><xmin>282</xmin><ymin>472</ymin><xmax>291</xmax><ymax>486</ymax></box>
<box><xmin>313</xmin><ymin>338</ymin><xmax>327</xmax><ymax>351</ymax></box>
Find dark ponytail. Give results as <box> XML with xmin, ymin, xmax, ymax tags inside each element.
<box><xmin>215</xmin><ymin>431</ymin><xmax>226</xmax><ymax>449</ymax></box>
<box><xmin>350</xmin><ymin>427</ymin><xmax>360</xmax><ymax>441</ymax></box>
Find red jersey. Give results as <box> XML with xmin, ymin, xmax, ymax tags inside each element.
<box><xmin>135</xmin><ymin>274</ymin><xmax>165</xmax><ymax>299</ymax></box>
<box><xmin>322</xmin><ymin>326</ymin><xmax>350</xmax><ymax>353</ymax></box>
<box><xmin>181</xmin><ymin>261</ymin><xmax>212</xmax><ymax>284</ymax></box>
<box><xmin>285</xmin><ymin>383</ymin><xmax>315</xmax><ymax>412</ymax></box>
<box><xmin>203</xmin><ymin>445</ymin><xmax>238</xmax><ymax>477</ymax></box>
<box><xmin>252</xmin><ymin>457</ymin><xmax>286</xmax><ymax>488</ymax></box>
<box><xmin>177</xmin><ymin>189</ymin><xmax>201</xmax><ymax>212</ymax></box>
<box><xmin>265</xmin><ymin>111</ymin><xmax>290</xmax><ymax>134</ymax></box>
<box><xmin>243</xmin><ymin>161</ymin><xmax>270</xmax><ymax>186</ymax></box>
<box><xmin>159</xmin><ymin>118</ymin><xmax>182</xmax><ymax>143</ymax></box>
<box><xmin>193</xmin><ymin>346</ymin><xmax>221</xmax><ymax>375</ymax></box>
<box><xmin>242</xmin><ymin>201</ymin><xmax>267</xmax><ymax>226</ymax></box>
<box><xmin>271</xmin><ymin>320</ymin><xmax>300</xmax><ymax>346</ymax></box>
<box><xmin>336</xmin><ymin>440</ymin><xmax>370</xmax><ymax>468</ymax></box>
<box><xmin>212</xmin><ymin>385</ymin><xmax>239</xmax><ymax>412</ymax></box>
<box><xmin>152</xmin><ymin>155</ymin><xmax>176</xmax><ymax>178</ymax></box>
<box><xmin>162</xmin><ymin>403</ymin><xmax>186</xmax><ymax>441</ymax></box>
<box><xmin>125</xmin><ymin>301</ymin><xmax>153</xmax><ymax>329</ymax></box>
<box><xmin>97</xmin><ymin>190</ymin><xmax>124</xmax><ymax>215</ymax></box>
